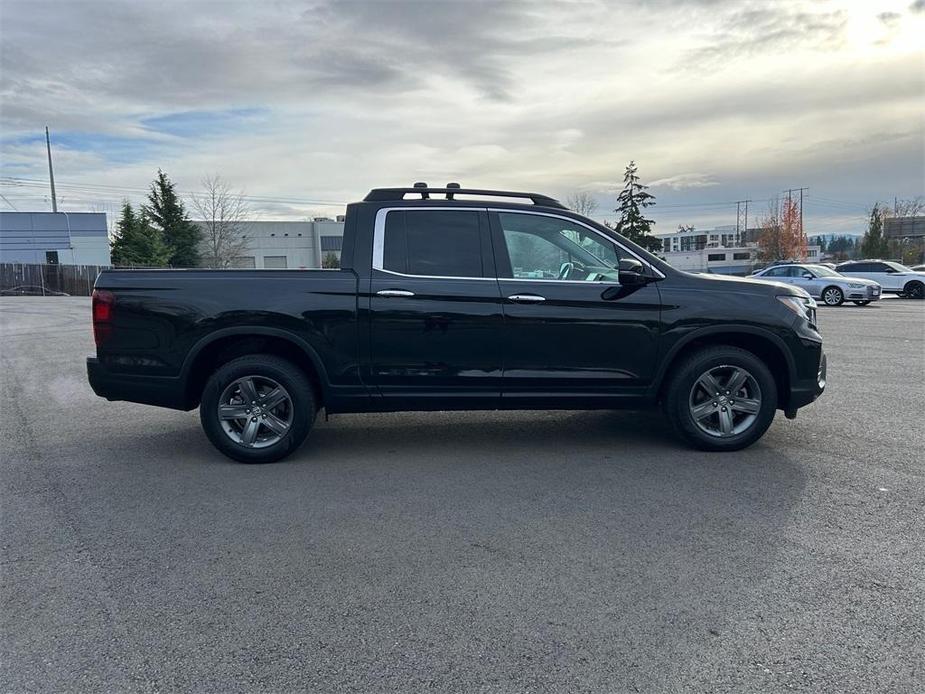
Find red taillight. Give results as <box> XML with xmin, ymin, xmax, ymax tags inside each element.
<box><xmin>92</xmin><ymin>289</ymin><xmax>114</xmax><ymax>346</ymax></box>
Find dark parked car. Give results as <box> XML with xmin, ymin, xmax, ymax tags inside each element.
<box><xmin>88</xmin><ymin>185</ymin><xmax>826</xmax><ymax>463</ymax></box>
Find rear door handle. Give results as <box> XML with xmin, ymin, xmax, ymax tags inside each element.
<box><xmin>376</xmin><ymin>289</ymin><xmax>415</xmax><ymax>297</ymax></box>
<box><xmin>507</xmin><ymin>294</ymin><xmax>546</xmax><ymax>303</ymax></box>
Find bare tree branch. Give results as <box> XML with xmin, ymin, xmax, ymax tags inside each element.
<box><xmin>566</xmin><ymin>191</ymin><xmax>598</xmax><ymax>217</ymax></box>
<box><xmin>189</xmin><ymin>175</ymin><xmax>252</xmax><ymax>268</ymax></box>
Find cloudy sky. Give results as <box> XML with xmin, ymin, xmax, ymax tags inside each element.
<box><xmin>1</xmin><ymin>0</ymin><xmax>923</xmax><ymax>236</ymax></box>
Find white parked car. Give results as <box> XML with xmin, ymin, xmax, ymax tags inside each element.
<box><xmin>752</xmin><ymin>264</ymin><xmax>881</xmax><ymax>306</ymax></box>
<box><xmin>836</xmin><ymin>260</ymin><xmax>925</xmax><ymax>300</ymax></box>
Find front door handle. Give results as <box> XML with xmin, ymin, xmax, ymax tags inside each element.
<box><xmin>376</xmin><ymin>289</ymin><xmax>415</xmax><ymax>297</ymax></box>
<box><xmin>507</xmin><ymin>294</ymin><xmax>546</xmax><ymax>303</ymax></box>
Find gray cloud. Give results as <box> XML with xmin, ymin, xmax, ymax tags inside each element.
<box><xmin>681</xmin><ymin>5</ymin><xmax>847</xmax><ymax>68</ymax></box>
<box><xmin>0</xmin><ymin>0</ymin><xmax>922</xmax><ymax>236</ymax></box>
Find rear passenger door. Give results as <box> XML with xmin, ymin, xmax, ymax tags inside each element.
<box><xmin>367</xmin><ymin>208</ymin><xmax>504</xmax><ymax>407</ymax></box>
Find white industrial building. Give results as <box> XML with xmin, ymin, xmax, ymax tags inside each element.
<box><xmin>657</xmin><ymin>225</ymin><xmax>820</xmax><ymax>275</ymax></box>
<box><xmin>193</xmin><ymin>217</ymin><xmax>345</xmax><ymax>269</ymax></box>
<box><xmin>0</xmin><ymin>212</ymin><xmax>111</xmax><ymax>266</ymax></box>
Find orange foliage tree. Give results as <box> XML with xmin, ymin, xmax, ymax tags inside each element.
<box><xmin>757</xmin><ymin>198</ymin><xmax>807</xmax><ymax>262</ymax></box>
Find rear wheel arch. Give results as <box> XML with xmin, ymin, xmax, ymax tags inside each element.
<box><xmin>903</xmin><ymin>279</ymin><xmax>924</xmax><ymax>299</ymax></box>
<box><xmin>182</xmin><ymin>329</ymin><xmax>327</xmax><ymax>409</ymax></box>
<box><xmin>655</xmin><ymin>329</ymin><xmax>793</xmax><ymax>409</ymax></box>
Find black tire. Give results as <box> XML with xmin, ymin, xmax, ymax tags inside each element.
<box><xmin>663</xmin><ymin>345</ymin><xmax>778</xmax><ymax>452</ymax></box>
<box><xmin>199</xmin><ymin>354</ymin><xmax>315</xmax><ymax>463</ymax></box>
<box><xmin>903</xmin><ymin>281</ymin><xmax>924</xmax><ymax>299</ymax></box>
<box><xmin>821</xmin><ymin>286</ymin><xmax>844</xmax><ymax>306</ymax></box>
<box><xmin>853</xmin><ymin>300</ymin><xmax>871</xmax><ymax>306</ymax></box>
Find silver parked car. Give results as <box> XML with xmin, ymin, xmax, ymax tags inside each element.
<box><xmin>752</xmin><ymin>264</ymin><xmax>881</xmax><ymax>306</ymax></box>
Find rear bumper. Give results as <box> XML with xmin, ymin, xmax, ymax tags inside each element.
<box><xmin>87</xmin><ymin>357</ymin><xmax>189</xmax><ymax>410</ymax></box>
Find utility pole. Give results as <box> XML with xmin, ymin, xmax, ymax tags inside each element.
<box><xmin>45</xmin><ymin>126</ymin><xmax>58</xmax><ymax>213</ymax></box>
<box><xmin>735</xmin><ymin>199</ymin><xmax>752</xmax><ymax>246</ymax></box>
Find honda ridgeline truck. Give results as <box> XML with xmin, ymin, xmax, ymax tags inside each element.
<box><xmin>88</xmin><ymin>185</ymin><xmax>826</xmax><ymax>463</ymax></box>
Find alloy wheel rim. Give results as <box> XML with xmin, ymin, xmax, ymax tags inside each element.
<box><xmin>688</xmin><ymin>365</ymin><xmax>762</xmax><ymax>438</ymax></box>
<box><xmin>218</xmin><ymin>376</ymin><xmax>293</xmax><ymax>448</ymax></box>
<box><xmin>824</xmin><ymin>289</ymin><xmax>841</xmax><ymax>305</ymax></box>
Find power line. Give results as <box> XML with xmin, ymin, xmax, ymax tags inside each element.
<box><xmin>0</xmin><ymin>192</ymin><xmax>19</xmax><ymax>210</ymax></box>
<box><xmin>0</xmin><ymin>176</ymin><xmax>349</xmax><ymax>207</ymax></box>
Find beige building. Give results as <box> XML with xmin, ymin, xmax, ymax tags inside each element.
<box><xmin>193</xmin><ymin>217</ymin><xmax>345</xmax><ymax>269</ymax></box>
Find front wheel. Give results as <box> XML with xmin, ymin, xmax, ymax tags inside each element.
<box><xmin>663</xmin><ymin>346</ymin><xmax>778</xmax><ymax>451</ymax></box>
<box><xmin>853</xmin><ymin>300</ymin><xmax>871</xmax><ymax>306</ymax></box>
<box><xmin>822</xmin><ymin>286</ymin><xmax>844</xmax><ymax>306</ymax></box>
<box><xmin>200</xmin><ymin>355</ymin><xmax>315</xmax><ymax>463</ymax></box>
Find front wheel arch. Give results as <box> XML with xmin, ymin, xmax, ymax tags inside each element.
<box><xmin>821</xmin><ymin>285</ymin><xmax>844</xmax><ymax>305</ymax></box>
<box><xmin>655</xmin><ymin>329</ymin><xmax>792</xmax><ymax>410</ymax></box>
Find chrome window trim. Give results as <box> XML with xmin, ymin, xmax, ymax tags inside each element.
<box><xmin>373</xmin><ymin>267</ymin><xmax>496</xmax><ymax>282</ymax></box>
<box><xmin>488</xmin><ymin>208</ymin><xmax>666</xmax><ymax>280</ymax></box>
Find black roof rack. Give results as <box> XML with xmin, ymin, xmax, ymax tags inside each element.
<box><xmin>363</xmin><ymin>185</ymin><xmax>567</xmax><ymax>210</ymax></box>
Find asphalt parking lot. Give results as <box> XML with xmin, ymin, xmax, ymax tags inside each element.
<box><xmin>1</xmin><ymin>297</ymin><xmax>923</xmax><ymax>693</ymax></box>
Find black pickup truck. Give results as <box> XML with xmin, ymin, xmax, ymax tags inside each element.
<box><xmin>88</xmin><ymin>185</ymin><xmax>826</xmax><ymax>463</ymax></box>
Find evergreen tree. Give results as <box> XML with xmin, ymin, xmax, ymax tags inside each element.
<box><xmin>610</xmin><ymin>161</ymin><xmax>662</xmax><ymax>252</ymax></box>
<box><xmin>144</xmin><ymin>169</ymin><xmax>202</xmax><ymax>267</ymax></box>
<box><xmin>860</xmin><ymin>204</ymin><xmax>889</xmax><ymax>259</ymax></box>
<box><xmin>110</xmin><ymin>200</ymin><xmax>169</xmax><ymax>267</ymax></box>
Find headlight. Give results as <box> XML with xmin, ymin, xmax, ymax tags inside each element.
<box><xmin>777</xmin><ymin>294</ymin><xmax>816</xmax><ymax>323</ymax></box>
<box><xmin>847</xmin><ymin>283</ymin><xmax>864</xmax><ymax>288</ymax></box>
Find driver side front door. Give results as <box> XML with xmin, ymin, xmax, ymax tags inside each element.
<box><xmin>489</xmin><ymin>210</ymin><xmax>662</xmax><ymax>405</ymax></box>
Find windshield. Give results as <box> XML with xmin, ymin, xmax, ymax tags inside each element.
<box><xmin>808</xmin><ymin>265</ymin><xmax>840</xmax><ymax>277</ymax></box>
<box><xmin>885</xmin><ymin>261</ymin><xmax>913</xmax><ymax>272</ymax></box>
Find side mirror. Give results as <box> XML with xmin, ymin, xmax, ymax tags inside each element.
<box><xmin>618</xmin><ymin>258</ymin><xmax>647</xmax><ymax>286</ymax></box>
<box><xmin>802</xmin><ymin>273</ymin><xmax>813</xmax><ymax>279</ymax></box>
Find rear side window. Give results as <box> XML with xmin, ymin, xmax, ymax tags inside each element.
<box><xmin>763</xmin><ymin>267</ymin><xmax>787</xmax><ymax>277</ymax></box>
<box><xmin>382</xmin><ymin>210</ymin><xmax>484</xmax><ymax>277</ymax></box>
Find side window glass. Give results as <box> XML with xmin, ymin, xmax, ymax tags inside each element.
<box><xmin>497</xmin><ymin>212</ymin><xmax>620</xmax><ymax>282</ymax></box>
<box><xmin>764</xmin><ymin>267</ymin><xmax>784</xmax><ymax>277</ymax></box>
<box><xmin>382</xmin><ymin>210</ymin><xmax>483</xmax><ymax>277</ymax></box>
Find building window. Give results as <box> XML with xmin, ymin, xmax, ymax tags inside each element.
<box><xmin>320</xmin><ymin>235</ymin><xmax>343</xmax><ymax>252</ymax></box>
<box><xmin>707</xmin><ymin>253</ymin><xmax>726</xmax><ymax>262</ymax></box>
<box><xmin>231</xmin><ymin>256</ymin><xmax>256</xmax><ymax>268</ymax></box>
<box><xmin>264</xmin><ymin>256</ymin><xmax>288</xmax><ymax>269</ymax></box>
<box><xmin>732</xmin><ymin>252</ymin><xmax>750</xmax><ymax>260</ymax></box>
<box><xmin>45</xmin><ymin>251</ymin><xmax>59</xmax><ymax>265</ymax></box>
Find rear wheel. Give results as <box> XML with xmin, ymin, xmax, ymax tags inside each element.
<box><xmin>821</xmin><ymin>286</ymin><xmax>844</xmax><ymax>306</ymax></box>
<box><xmin>903</xmin><ymin>281</ymin><xmax>924</xmax><ymax>299</ymax></box>
<box><xmin>200</xmin><ymin>355</ymin><xmax>315</xmax><ymax>463</ymax></box>
<box><xmin>852</xmin><ymin>300</ymin><xmax>871</xmax><ymax>306</ymax></box>
<box><xmin>664</xmin><ymin>346</ymin><xmax>778</xmax><ymax>451</ymax></box>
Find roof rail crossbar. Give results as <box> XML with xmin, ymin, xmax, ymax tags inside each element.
<box><xmin>364</xmin><ymin>187</ymin><xmax>567</xmax><ymax>209</ymax></box>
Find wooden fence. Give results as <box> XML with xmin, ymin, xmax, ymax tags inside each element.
<box><xmin>0</xmin><ymin>263</ymin><xmax>109</xmax><ymax>296</ymax></box>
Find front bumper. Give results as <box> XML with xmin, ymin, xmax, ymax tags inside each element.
<box><xmin>787</xmin><ymin>350</ymin><xmax>826</xmax><ymax>411</ymax></box>
<box><xmin>87</xmin><ymin>356</ymin><xmax>188</xmax><ymax>410</ymax></box>
<box><xmin>845</xmin><ymin>285</ymin><xmax>881</xmax><ymax>301</ymax></box>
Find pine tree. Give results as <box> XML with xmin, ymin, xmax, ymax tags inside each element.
<box><xmin>610</xmin><ymin>161</ymin><xmax>662</xmax><ymax>252</ymax></box>
<box><xmin>144</xmin><ymin>169</ymin><xmax>202</xmax><ymax>267</ymax></box>
<box><xmin>110</xmin><ymin>200</ymin><xmax>169</xmax><ymax>267</ymax></box>
<box><xmin>860</xmin><ymin>204</ymin><xmax>889</xmax><ymax>259</ymax></box>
